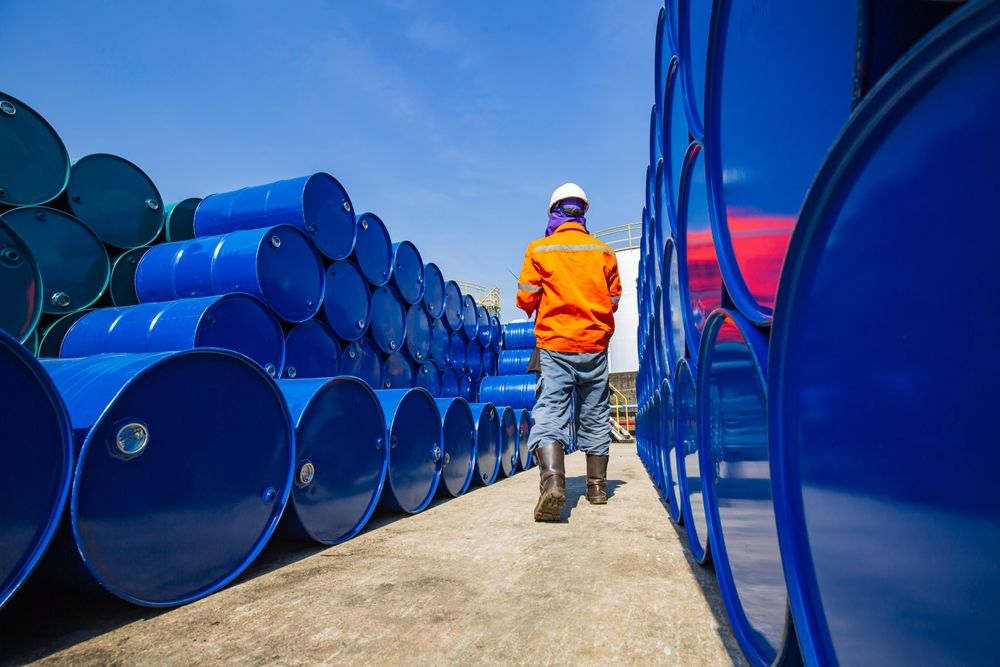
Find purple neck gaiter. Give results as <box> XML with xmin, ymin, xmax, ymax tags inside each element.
<box><xmin>545</xmin><ymin>197</ymin><xmax>588</xmax><ymax>237</ymax></box>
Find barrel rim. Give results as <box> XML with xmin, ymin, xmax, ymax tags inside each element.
<box><xmin>677</xmin><ymin>0</ymin><xmax>706</xmax><ymax>140</ymax></box>
<box><xmin>673</xmin><ymin>355</ymin><xmax>709</xmax><ymax>565</ymax></box>
<box><xmin>382</xmin><ymin>387</ymin><xmax>443</xmax><ymax>512</ymax></box>
<box><xmin>164</xmin><ymin>197</ymin><xmax>203</xmax><ymax>243</ymax></box>
<box><xmin>354</xmin><ymin>211</ymin><xmax>393</xmax><ymax>287</ymax></box>
<box><xmin>435</xmin><ymin>396</ymin><xmax>476</xmax><ymax>496</ymax></box>
<box><xmin>0</xmin><ymin>218</ymin><xmax>43</xmax><ymax>342</ymax></box>
<box><xmin>0</xmin><ymin>90</ymin><xmax>70</xmax><ymax>208</ymax></box>
<box><xmin>303</xmin><ymin>172</ymin><xmax>356</xmax><ymax>261</ymax></box>
<box><xmin>323</xmin><ymin>258</ymin><xmax>372</xmax><ymax>340</ymax></box>
<box><xmin>253</xmin><ymin>224</ymin><xmax>325</xmax><ymax>323</ymax></box>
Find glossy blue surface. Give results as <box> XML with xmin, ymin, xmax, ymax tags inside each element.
<box><xmin>489</xmin><ymin>315</ymin><xmax>502</xmax><ymax>353</ymax></box>
<box><xmin>501</xmin><ymin>321</ymin><xmax>535</xmax><ymax>350</ymax></box>
<box><xmin>648</xmin><ymin>105</ymin><xmax>660</xmax><ymax>177</ymax></box>
<box><xmin>421</xmin><ymin>262</ymin><xmax>445</xmax><ymax>319</ymax></box>
<box><xmin>440</xmin><ymin>367</ymin><xmax>459</xmax><ymax>398</ymax></box>
<box><xmin>515</xmin><ymin>408</ymin><xmax>533</xmax><ymax>471</ymax></box>
<box><xmin>465</xmin><ymin>339</ymin><xmax>483</xmax><ymax>379</ymax></box>
<box><xmin>658</xmin><ymin>378</ymin><xmax>681</xmax><ymax>523</ymax></box>
<box><xmin>475</xmin><ymin>306</ymin><xmax>491</xmax><ymax>348</ymax></box>
<box><xmin>405</xmin><ymin>302</ymin><xmax>432</xmax><ymax>363</ymax></box>
<box><xmin>443</xmin><ymin>280</ymin><xmax>463</xmax><ymax>332</ymax></box>
<box><xmin>651</xmin><ymin>286</ymin><xmax>667</xmax><ymax>382</ymax></box>
<box><xmin>654</xmin><ymin>7</ymin><xmax>667</xmax><ymax>161</ymax></box>
<box><xmin>428</xmin><ymin>317</ymin><xmax>452</xmax><ymax>368</ymax></box>
<box><xmin>460</xmin><ymin>294</ymin><xmax>478</xmax><ymax>341</ymax></box>
<box><xmin>664</xmin><ymin>57</ymin><xmax>688</xmax><ymax>236</ymax></box>
<box><xmin>675</xmin><ymin>357</ymin><xmax>709</xmax><ymax>565</ymax></box>
<box><xmin>38</xmin><ymin>310</ymin><xmax>89</xmax><ymax>358</ymax></box>
<box><xmin>677</xmin><ymin>143</ymin><xmax>722</xmax><ymax>361</ymax></box>
<box><xmin>498</xmin><ymin>406</ymin><xmax>518</xmax><ymax>478</ymax></box>
<box><xmin>0</xmin><ymin>219</ymin><xmax>42</xmax><ymax>342</ymax></box>
<box><xmin>433</xmin><ymin>398</ymin><xmax>476</xmax><ymax>497</ymax></box>
<box><xmin>698</xmin><ymin>309</ymin><xmax>790</xmax><ymax>666</ymax></box>
<box><xmin>390</xmin><ymin>241</ymin><xmax>424</xmax><ymax>305</ymax></box>
<box><xmin>663</xmin><ymin>238</ymin><xmax>686</xmax><ymax>369</ymax></box>
<box><xmin>0</xmin><ymin>330</ymin><xmax>73</xmax><ymax>610</ymax></box>
<box><xmin>136</xmin><ymin>225</ymin><xmax>324</xmax><ymax>323</ymax></box>
<box><xmin>374</xmin><ymin>388</ymin><xmax>442</xmax><ymax>514</ymax></box>
<box><xmin>341</xmin><ymin>337</ymin><xmax>382</xmax><ymax>389</ymax></box>
<box><xmin>478</xmin><ymin>374</ymin><xmax>537</xmax><ymax>410</ymax></box>
<box><xmin>468</xmin><ymin>402</ymin><xmax>501</xmax><ymax>486</ymax></box>
<box><xmin>770</xmin><ymin>6</ymin><xmax>1000</xmax><ymax>664</ymax></box>
<box><xmin>704</xmin><ymin>1</ymin><xmax>854</xmax><ymax>324</ymax></box>
<box><xmin>321</xmin><ymin>259</ymin><xmax>371</xmax><ymax>341</ymax></box>
<box><xmin>381</xmin><ymin>350</ymin><xmax>414</xmax><ymax>390</ymax></box>
<box><xmin>194</xmin><ymin>173</ymin><xmax>355</xmax><ymax>261</ymax></box>
<box><xmin>481</xmin><ymin>347</ymin><xmax>497</xmax><ymax>376</ymax></box>
<box><xmin>414</xmin><ymin>360</ymin><xmax>441</xmax><ymax>397</ymax></box>
<box><xmin>42</xmin><ymin>349</ymin><xmax>293</xmax><ymax>606</ymax></box>
<box><xmin>61</xmin><ymin>294</ymin><xmax>285</xmax><ymax>376</ymax></box>
<box><xmin>283</xmin><ymin>319</ymin><xmax>341</xmax><ymax>379</ymax></box>
<box><xmin>449</xmin><ymin>332</ymin><xmax>466</xmax><ymax>373</ymax></box>
<box><xmin>678</xmin><ymin>0</ymin><xmax>711</xmax><ymax>140</ymax></box>
<box><xmin>369</xmin><ymin>284</ymin><xmax>407</xmax><ymax>355</ymax></box>
<box><xmin>277</xmin><ymin>377</ymin><xmax>386</xmax><ymax>544</ymax></box>
<box><xmin>458</xmin><ymin>373</ymin><xmax>475</xmax><ymax>402</ymax></box>
<box><xmin>497</xmin><ymin>349</ymin><xmax>532</xmax><ymax>375</ymax></box>
<box><xmin>352</xmin><ymin>212</ymin><xmax>392</xmax><ymax>286</ymax></box>
<box><xmin>652</xmin><ymin>160</ymin><xmax>665</xmax><ymax>289</ymax></box>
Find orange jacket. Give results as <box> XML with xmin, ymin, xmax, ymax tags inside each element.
<box><xmin>516</xmin><ymin>222</ymin><xmax>622</xmax><ymax>353</ymax></box>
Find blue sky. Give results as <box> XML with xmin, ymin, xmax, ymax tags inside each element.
<box><xmin>3</xmin><ymin>0</ymin><xmax>658</xmax><ymax>321</ymax></box>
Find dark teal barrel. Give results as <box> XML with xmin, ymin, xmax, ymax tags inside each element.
<box><xmin>38</xmin><ymin>311</ymin><xmax>89</xmax><ymax>358</ymax></box>
<box><xmin>428</xmin><ymin>317</ymin><xmax>452</xmax><ymax>368</ymax></box>
<box><xmin>414</xmin><ymin>360</ymin><xmax>441</xmax><ymax>397</ymax></box>
<box><xmin>675</xmin><ymin>356</ymin><xmax>709</xmax><ymax>565</ymax></box>
<box><xmin>105</xmin><ymin>246</ymin><xmax>150</xmax><ymax>307</ymax></box>
<box><xmin>478</xmin><ymin>374</ymin><xmax>537</xmax><ymax>410</ymax></box>
<box><xmin>515</xmin><ymin>408</ymin><xmax>533</xmax><ymax>470</ymax></box>
<box><xmin>0</xmin><ymin>91</ymin><xmax>69</xmax><ymax>209</ymax></box>
<box><xmin>468</xmin><ymin>402</ymin><xmax>501</xmax><ymax>486</ymax></box>
<box><xmin>276</xmin><ymin>377</ymin><xmax>386</xmax><ymax>544</ymax></box>
<box><xmin>60</xmin><ymin>295</ymin><xmax>285</xmax><ymax>376</ymax></box>
<box><xmin>1</xmin><ymin>206</ymin><xmax>109</xmax><ymax>316</ymax></box>
<box><xmin>443</xmin><ymin>280</ymin><xmax>463</xmax><ymax>332</ymax></box>
<box><xmin>352</xmin><ymin>212</ymin><xmax>392</xmax><ymax>286</ymax></box>
<box><xmin>405</xmin><ymin>302</ymin><xmax>432</xmax><ymax>363</ymax></box>
<box><xmin>381</xmin><ymin>350</ymin><xmax>413</xmax><ymax>389</ymax></box>
<box><xmin>0</xmin><ymin>219</ymin><xmax>43</xmax><ymax>342</ymax></box>
<box><xmin>374</xmin><ymin>388</ymin><xmax>442</xmax><ymax>513</ymax></box>
<box><xmin>60</xmin><ymin>153</ymin><xmax>163</xmax><ymax>249</ymax></box>
<box><xmin>433</xmin><ymin>397</ymin><xmax>476</xmax><ymax>497</ymax></box>
<box><xmin>322</xmin><ymin>259</ymin><xmax>371</xmax><ymax>341</ymax></box>
<box><xmin>194</xmin><ymin>173</ymin><xmax>355</xmax><ymax>261</ymax></box>
<box><xmin>136</xmin><ymin>225</ymin><xmax>324</xmax><ymax>323</ymax></box>
<box><xmin>40</xmin><ymin>349</ymin><xmax>293</xmax><ymax>607</ymax></box>
<box><xmin>440</xmin><ymin>367</ymin><xmax>459</xmax><ymax>398</ymax></box>
<box><xmin>341</xmin><ymin>337</ymin><xmax>382</xmax><ymax>388</ymax></box>
<box><xmin>498</xmin><ymin>406</ymin><xmax>518</xmax><ymax>478</ymax></box>
<box><xmin>283</xmin><ymin>320</ymin><xmax>341</xmax><ymax>379</ymax></box>
<box><xmin>422</xmin><ymin>262</ymin><xmax>445</xmax><ymax>319</ymax></box>
<box><xmin>461</xmin><ymin>294</ymin><xmax>478</xmax><ymax>340</ymax></box>
<box><xmin>369</xmin><ymin>284</ymin><xmax>407</xmax><ymax>354</ymax></box>
<box><xmin>163</xmin><ymin>197</ymin><xmax>202</xmax><ymax>242</ymax></box>
<box><xmin>390</xmin><ymin>241</ymin><xmax>424</xmax><ymax>305</ymax></box>
<box><xmin>0</xmin><ymin>329</ymin><xmax>73</xmax><ymax>610</ymax></box>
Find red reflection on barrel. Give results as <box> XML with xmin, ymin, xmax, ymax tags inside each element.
<box><xmin>685</xmin><ymin>227</ymin><xmax>723</xmax><ymax>336</ymax></box>
<box><xmin>724</xmin><ymin>210</ymin><xmax>796</xmax><ymax>313</ymax></box>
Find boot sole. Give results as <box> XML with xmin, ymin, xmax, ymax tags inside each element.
<box><xmin>534</xmin><ymin>488</ymin><xmax>566</xmax><ymax>522</ymax></box>
<box><xmin>586</xmin><ymin>496</ymin><xmax>607</xmax><ymax>505</ymax></box>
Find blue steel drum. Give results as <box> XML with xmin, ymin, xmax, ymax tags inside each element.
<box><xmin>461</xmin><ymin>294</ymin><xmax>478</xmax><ymax>340</ymax></box>
<box><xmin>482</xmin><ymin>347</ymin><xmax>497</xmax><ymax>377</ymax></box>
<box><xmin>422</xmin><ymin>262</ymin><xmax>445</xmax><ymax>319</ymax></box>
<box><xmin>465</xmin><ymin>339</ymin><xmax>483</xmax><ymax>379</ymax></box>
<box><xmin>489</xmin><ymin>314</ymin><xmax>502</xmax><ymax>353</ymax></box>
<box><xmin>414</xmin><ymin>360</ymin><xmax>441</xmax><ymax>397</ymax></box>
<box><xmin>106</xmin><ymin>247</ymin><xmax>150</xmax><ymax>307</ymax></box>
<box><xmin>61</xmin><ymin>294</ymin><xmax>285</xmax><ymax>376</ymax></box>
<box><xmin>443</xmin><ymin>280</ymin><xmax>463</xmax><ymax>332</ymax></box>
<box><xmin>41</xmin><ymin>349</ymin><xmax>293</xmax><ymax>607</ymax></box>
<box><xmin>440</xmin><ymin>367</ymin><xmax>460</xmax><ymax>398</ymax></box>
<box><xmin>770</xmin><ymin>6</ymin><xmax>1000</xmax><ymax>664</ymax></box>
<box><xmin>0</xmin><ymin>91</ymin><xmax>69</xmax><ymax>209</ymax></box>
<box><xmin>283</xmin><ymin>319</ymin><xmax>341</xmax><ymax>379</ymax></box>
<box><xmin>369</xmin><ymin>284</ymin><xmax>407</xmax><ymax>354</ymax></box>
<box><xmin>677</xmin><ymin>0</ymin><xmax>711</xmax><ymax>141</ymax></box>
<box><xmin>374</xmin><ymin>388</ymin><xmax>442</xmax><ymax>513</ymax></box>
<box><xmin>381</xmin><ymin>350</ymin><xmax>414</xmax><ymax>390</ymax></box>
<box><xmin>649</xmin><ymin>388</ymin><xmax>663</xmax><ymax>493</ymax></box>
<box><xmin>322</xmin><ymin>259</ymin><xmax>372</xmax><ymax>341</ymax></box>
<box><xmin>405</xmin><ymin>301</ymin><xmax>431</xmax><ymax>362</ymax></box>
<box><xmin>653</xmin><ymin>7</ymin><xmax>667</xmax><ymax>157</ymax></box>
<box><xmin>704</xmin><ymin>2</ymin><xmax>856</xmax><ymax>325</ymax></box>
<box><xmin>0</xmin><ymin>330</ymin><xmax>73</xmax><ymax>609</ymax></box>
<box><xmin>659</xmin><ymin>378</ymin><xmax>682</xmax><ymax>523</ymax></box>
<box><xmin>651</xmin><ymin>286</ymin><xmax>667</xmax><ymax>381</ymax></box>
<box><xmin>663</xmin><ymin>238</ymin><xmax>686</xmax><ymax>370</ymax></box>
<box><xmin>652</xmin><ymin>160</ymin><xmax>665</xmax><ymax>287</ymax></box>
<box><xmin>458</xmin><ymin>373</ymin><xmax>475</xmax><ymax>402</ymax></box>
<box><xmin>62</xmin><ymin>153</ymin><xmax>164</xmax><ymax>249</ymax></box>
<box><xmin>499</xmin><ymin>406</ymin><xmax>518</xmax><ymax>478</ymax></box>
<box><xmin>664</xmin><ymin>57</ymin><xmax>688</xmax><ymax>236</ymax></box>
<box><xmin>136</xmin><ymin>225</ymin><xmax>324</xmax><ymax>323</ymax></box>
<box><xmin>428</xmin><ymin>317</ymin><xmax>452</xmax><ymax>368</ymax></box>
<box><xmin>163</xmin><ymin>198</ymin><xmax>201</xmax><ymax>242</ymax></box>
<box><xmin>353</xmin><ymin>212</ymin><xmax>393</xmax><ymax>286</ymax></box>
<box><xmin>341</xmin><ymin>337</ymin><xmax>382</xmax><ymax>389</ymax></box>
<box><xmin>1</xmin><ymin>206</ymin><xmax>110</xmax><ymax>316</ymax></box>
<box><xmin>698</xmin><ymin>310</ymin><xmax>796</xmax><ymax>666</ymax></box>
<box><xmin>478</xmin><ymin>374</ymin><xmax>537</xmax><ymax>410</ymax></box>
<box><xmin>515</xmin><ymin>408</ymin><xmax>533</xmax><ymax>471</ymax></box>
<box><xmin>648</xmin><ymin>106</ymin><xmax>660</xmax><ymax>177</ymax></box>
<box><xmin>468</xmin><ymin>403</ymin><xmax>501</xmax><ymax>486</ymax></box>
<box><xmin>194</xmin><ymin>173</ymin><xmax>355</xmax><ymax>261</ymax></box>
<box><xmin>677</xmin><ymin>143</ymin><xmax>723</xmax><ymax>361</ymax></box>
<box><xmin>665</xmin><ymin>0</ymin><xmax>679</xmax><ymax>55</ymax></box>
<box><xmin>0</xmin><ymin>219</ymin><xmax>42</xmax><ymax>342</ymax></box>
<box><xmin>645</xmin><ymin>166</ymin><xmax>654</xmax><ymax>231</ymax></box>
<box><xmin>390</xmin><ymin>241</ymin><xmax>424</xmax><ymax>305</ymax></box>
<box><xmin>276</xmin><ymin>377</ymin><xmax>386</xmax><ymax>545</ymax></box>
<box><xmin>475</xmin><ymin>306</ymin><xmax>491</xmax><ymax>348</ymax></box>
<box><xmin>433</xmin><ymin>398</ymin><xmax>476</xmax><ymax>497</ymax></box>
<box><xmin>501</xmin><ymin>320</ymin><xmax>535</xmax><ymax>350</ymax></box>
<box><xmin>38</xmin><ymin>311</ymin><xmax>89</xmax><ymax>358</ymax></box>
<box><xmin>449</xmin><ymin>333</ymin><xmax>467</xmax><ymax>373</ymax></box>
<box><xmin>675</xmin><ymin>357</ymin><xmax>709</xmax><ymax>565</ymax></box>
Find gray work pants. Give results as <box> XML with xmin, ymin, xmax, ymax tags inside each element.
<box><xmin>527</xmin><ymin>349</ymin><xmax>610</xmax><ymax>456</ymax></box>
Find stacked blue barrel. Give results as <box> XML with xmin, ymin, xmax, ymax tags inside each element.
<box><xmin>0</xmin><ymin>91</ymin><xmax>528</xmax><ymax>614</ymax></box>
<box><xmin>637</xmin><ymin>2</ymin><xmax>997</xmax><ymax>665</ymax></box>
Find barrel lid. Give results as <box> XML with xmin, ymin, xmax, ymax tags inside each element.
<box><xmin>283</xmin><ymin>319</ymin><xmax>341</xmax><ymax>379</ymax></box>
<box><xmin>434</xmin><ymin>397</ymin><xmax>475</xmax><ymax>496</ymax></box>
<box><xmin>341</xmin><ymin>337</ymin><xmax>381</xmax><ymax>388</ymax></box>
<box><xmin>370</xmin><ymin>284</ymin><xmax>407</xmax><ymax>355</ymax></box>
<box><xmin>422</xmin><ymin>262</ymin><xmax>446</xmax><ymax>319</ymax></box>
<box><xmin>302</xmin><ymin>173</ymin><xmax>356</xmax><ymax>261</ymax></box>
<box><xmin>0</xmin><ymin>92</ymin><xmax>69</xmax><ymax>209</ymax></box>
<box><xmin>391</xmin><ymin>241</ymin><xmax>424</xmax><ymax>305</ymax></box>
<box><xmin>255</xmin><ymin>225</ymin><xmax>324</xmax><ymax>323</ymax></box>
<box><xmin>379</xmin><ymin>388</ymin><xmax>442</xmax><ymax>513</ymax></box>
<box><xmin>469</xmin><ymin>403</ymin><xmax>500</xmax><ymax>485</ymax></box>
<box><xmin>499</xmin><ymin>406</ymin><xmax>517</xmax><ymax>477</ymax></box>
<box><xmin>353</xmin><ymin>212</ymin><xmax>392</xmax><ymax>286</ymax></box>
<box><xmin>0</xmin><ymin>219</ymin><xmax>43</xmax><ymax>343</ymax></box>
<box><xmin>405</xmin><ymin>302</ymin><xmax>431</xmax><ymax>362</ymax></box>
<box><xmin>443</xmin><ymin>280</ymin><xmax>463</xmax><ymax>332</ymax></box>
<box><xmin>674</xmin><ymin>355</ymin><xmax>709</xmax><ymax>566</ymax></box>
<box><xmin>322</xmin><ymin>260</ymin><xmax>371</xmax><ymax>340</ymax></box>
<box><xmin>108</xmin><ymin>246</ymin><xmax>150</xmax><ymax>307</ymax></box>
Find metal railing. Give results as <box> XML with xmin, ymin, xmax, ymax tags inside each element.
<box><xmin>593</xmin><ymin>222</ymin><xmax>641</xmax><ymax>251</ymax></box>
<box><xmin>456</xmin><ymin>280</ymin><xmax>501</xmax><ymax>315</ymax></box>
<box><xmin>609</xmin><ymin>382</ymin><xmax>633</xmax><ymax>429</ymax></box>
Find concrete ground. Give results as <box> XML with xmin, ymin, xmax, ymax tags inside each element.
<box><xmin>1</xmin><ymin>444</ymin><xmax>746</xmax><ymax>666</ymax></box>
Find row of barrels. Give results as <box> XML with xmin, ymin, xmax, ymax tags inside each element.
<box><xmin>637</xmin><ymin>2</ymin><xmax>998</xmax><ymax>666</ymax></box>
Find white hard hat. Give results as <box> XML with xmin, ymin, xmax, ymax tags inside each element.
<box><xmin>548</xmin><ymin>183</ymin><xmax>589</xmax><ymax>213</ymax></box>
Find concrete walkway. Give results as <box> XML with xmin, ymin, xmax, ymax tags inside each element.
<box><xmin>2</xmin><ymin>445</ymin><xmax>746</xmax><ymax>666</ymax></box>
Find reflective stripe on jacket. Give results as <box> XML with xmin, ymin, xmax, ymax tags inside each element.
<box><xmin>515</xmin><ymin>221</ymin><xmax>622</xmax><ymax>353</ymax></box>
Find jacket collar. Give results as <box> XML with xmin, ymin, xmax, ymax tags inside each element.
<box><xmin>552</xmin><ymin>221</ymin><xmax>587</xmax><ymax>235</ymax></box>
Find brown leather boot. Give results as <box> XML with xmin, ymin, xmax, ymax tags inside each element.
<box><xmin>533</xmin><ymin>443</ymin><xmax>566</xmax><ymax>522</ymax></box>
<box><xmin>585</xmin><ymin>453</ymin><xmax>609</xmax><ymax>504</ymax></box>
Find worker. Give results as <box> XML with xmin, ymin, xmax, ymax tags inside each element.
<box><xmin>516</xmin><ymin>183</ymin><xmax>622</xmax><ymax>522</ymax></box>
